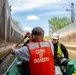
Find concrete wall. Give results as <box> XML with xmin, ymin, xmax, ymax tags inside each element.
<box><xmin>0</xmin><ymin>0</ymin><xmax>24</xmax><ymax>46</ymax></box>
<box><xmin>60</xmin><ymin>30</ymin><xmax>76</xmax><ymax>45</ymax></box>
<box><xmin>54</xmin><ymin>23</ymin><xmax>76</xmax><ymax>45</ymax></box>
<box><xmin>0</xmin><ymin>0</ymin><xmax>6</xmax><ymax>40</ymax></box>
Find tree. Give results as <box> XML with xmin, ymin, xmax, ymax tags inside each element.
<box><xmin>48</xmin><ymin>17</ymin><xmax>71</xmax><ymax>34</ymax></box>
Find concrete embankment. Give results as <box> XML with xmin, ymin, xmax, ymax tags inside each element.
<box><xmin>0</xmin><ymin>45</ymin><xmax>13</xmax><ymax>62</ymax></box>
<box><xmin>65</xmin><ymin>45</ymin><xmax>76</xmax><ymax>60</ymax></box>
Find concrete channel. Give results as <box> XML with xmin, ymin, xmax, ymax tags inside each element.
<box><xmin>0</xmin><ymin>45</ymin><xmax>16</xmax><ymax>75</ymax></box>
<box><xmin>65</xmin><ymin>45</ymin><xmax>76</xmax><ymax>60</ymax></box>
<box><xmin>0</xmin><ymin>53</ymin><xmax>16</xmax><ymax>75</ymax></box>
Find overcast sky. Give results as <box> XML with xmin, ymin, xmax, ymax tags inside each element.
<box><xmin>8</xmin><ymin>0</ymin><xmax>76</xmax><ymax>36</ymax></box>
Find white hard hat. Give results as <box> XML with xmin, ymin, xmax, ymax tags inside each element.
<box><xmin>52</xmin><ymin>33</ymin><xmax>59</xmax><ymax>39</ymax></box>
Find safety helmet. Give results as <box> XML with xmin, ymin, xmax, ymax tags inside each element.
<box><xmin>52</xmin><ymin>33</ymin><xmax>59</xmax><ymax>39</ymax></box>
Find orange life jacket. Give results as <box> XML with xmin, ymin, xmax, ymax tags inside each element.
<box><xmin>27</xmin><ymin>41</ymin><xmax>55</xmax><ymax>75</ymax></box>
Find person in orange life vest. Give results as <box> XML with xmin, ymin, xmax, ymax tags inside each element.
<box><xmin>52</xmin><ymin>33</ymin><xmax>69</xmax><ymax>74</ymax></box>
<box><xmin>11</xmin><ymin>27</ymin><xmax>55</xmax><ymax>75</ymax></box>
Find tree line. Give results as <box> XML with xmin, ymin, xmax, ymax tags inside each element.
<box><xmin>48</xmin><ymin>17</ymin><xmax>71</xmax><ymax>34</ymax></box>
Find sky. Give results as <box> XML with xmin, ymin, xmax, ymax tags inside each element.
<box><xmin>8</xmin><ymin>0</ymin><xmax>76</xmax><ymax>36</ymax></box>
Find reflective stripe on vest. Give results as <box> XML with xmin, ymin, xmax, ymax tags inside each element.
<box><xmin>57</xmin><ymin>43</ymin><xmax>63</xmax><ymax>58</ymax></box>
<box><xmin>29</xmin><ymin>43</ymin><xmax>39</xmax><ymax>50</ymax></box>
<box><xmin>29</xmin><ymin>42</ymin><xmax>50</xmax><ymax>50</ymax></box>
<box><xmin>28</xmin><ymin>42</ymin><xmax>54</xmax><ymax>55</ymax></box>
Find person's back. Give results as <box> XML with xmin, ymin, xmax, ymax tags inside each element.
<box><xmin>11</xmin><ymin>27</ymin><xmax>55</xmax><ymax>75</ymax></box>
<box><xmin>27</xmin><ymin>41</ymin><xmax>55</xmax><ymax>75</ymax></box>
<box><xmin>27</xmin><ymin>27</ymin><xmax>55</xmax><ymax>75</ymax></box>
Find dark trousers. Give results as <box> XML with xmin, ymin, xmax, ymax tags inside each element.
<box><xmin>21</xmin><ymin>61</ymin><xmax>30</xmax><ymax>75</ymax></box>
